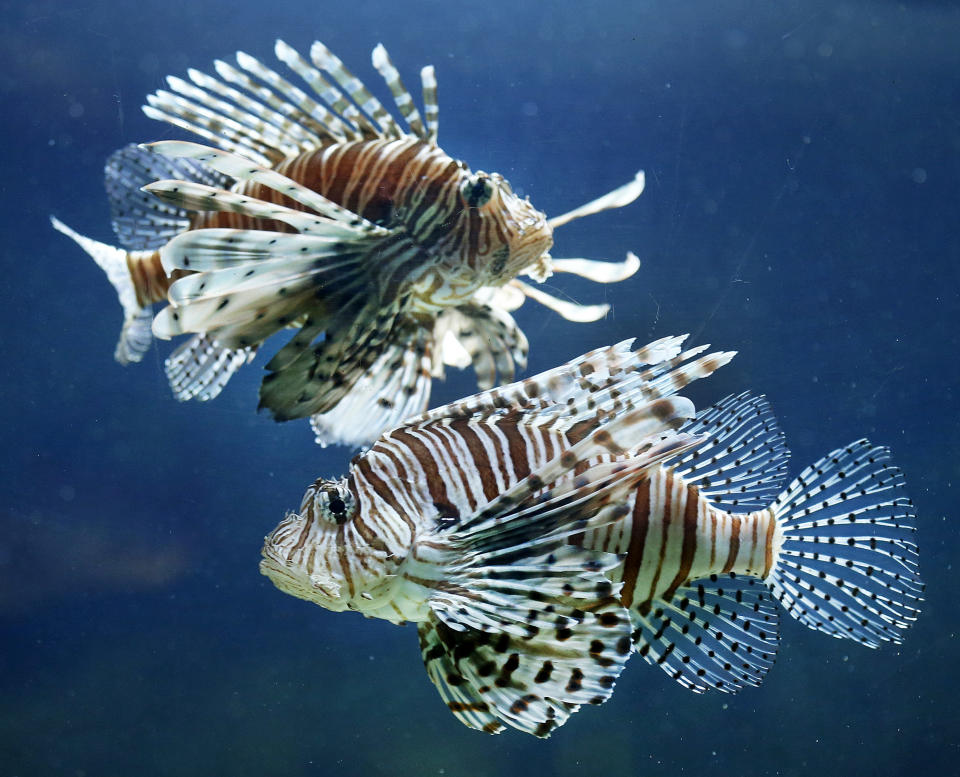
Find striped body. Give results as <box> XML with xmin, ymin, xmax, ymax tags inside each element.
<box><xmin>578</xmin><ymin>469</ymin><xmax>778</xmax><ymax>614</ymax></box>
<box><xmin>183</xmin><ymin>137</ymin><xmax>552</xmax><ymax>310</ymax></box>
<box><xmin>259</xmin><ymin>338</ymin><xmax>922</xmax><ymax>736</ymax></box>
<box><xmin>261</xmin><ymin>339</ymin><xmax>737</xmax><ymax>623</ymax></box>
<box><xmin>54</xmin><ymin>39</ymin><xmax>647</xmax><ymax>443</ymax></box>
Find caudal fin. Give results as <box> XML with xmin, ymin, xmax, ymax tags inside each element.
<box><xmin>50</xmin><ymin>216</ymin><xmax>152</xmax><ymax>365</ymax></box>
<box><xmin>766</xmin><ymin>439</ymin><xmax>923</xmax><ymax>647</ymax></box>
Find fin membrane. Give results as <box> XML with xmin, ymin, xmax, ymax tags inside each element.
<box><xmin>632</xmin><ymin>574</ymin><xmax>781</xmax><ymax>693</ymax></box>
<box><xmin>434</xmin><ymin>300</ymin><xmax>529</xmax><ymax>391</ymax></box>
<box><xmin>768</xmin><ymin>439</ymin><xmax>923</xmax><ymax>647</ymax></box>
<box><xmin>309</xmin><ymin>328</ymin><xmax>434</xmax><ymax>447</ymax></box>
<box><xmin>670</xmin><ymin>391</ymin><xmax>790</xmax><ymax>510</ymax></box>
<box><xmin>105</xmin><ymin>143</ymin><xmax>232</xmax><ymax>251</ymax></box>
<box><xmin>165</xmin><ymin>333</ymin><xmax>256</xmax><ymax>401</ymax></box>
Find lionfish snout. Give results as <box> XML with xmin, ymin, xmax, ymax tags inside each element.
<box><xmin>260</xmin><ymin>486</ymin><xmax>353</xmax><ymax>609</ymax></box>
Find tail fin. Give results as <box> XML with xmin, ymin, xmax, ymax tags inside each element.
<box><xmin>50</xmin><ymin>216</ymin><xmax>152</xmax><ymax>364</ymax></box>
<box><xmin>765</xmin><ymin>439</ymin><xmax>923</xmax><ymax>647</ymax></box>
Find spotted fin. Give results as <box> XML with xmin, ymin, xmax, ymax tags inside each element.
<box><xmin>766</xmin><ymin>440</ymin><xmax>923</xmax><ymax>647</ymax></box>
<box><xmin>165</xmin><ymin>333</ymin><xmax>256</xmax><ymax>402</ymax></box>
<box><xmin>417</xmin><ymin>403</ymin><xmax>705</xmax><ymax>737</ymax></box>
<box><xmin>142</xmin><ymin>40</ymin><xmax>438</xmax><ymax>166</ymax></box>
<box><xmin>434</xmin><ymin>301</ymin><xmax>529</xmax><ymax>391</ymax></box>
<box><xmin>105</xmin><ymin>143</ymin><xmax>231</xmax><ymax>250</ymax></box>
<box><xmin>669</xmin><ymin>392</ymin><xmax>790</xmax><ymax>511</ymax></box>
<box><xmin>259</xmin><ymin>293</ymin><xmax>420</xmax><ymax>421</ymax></box>
<box><xmin>631</xmin><ymin>574</ymin><xmax>781</xmax><ymax>694</ymax></box>
<box><xmin>308</xmin><ymin>329</ymin><xmax>434</xmax><ymax>447</ymax></box>
<box><xmin>405</xmin><ymin>335</ymin><xmax>734</xmax><ymax>443</ymax></box>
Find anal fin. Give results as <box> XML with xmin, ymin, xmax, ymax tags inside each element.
<box><xmin>632</xmin><ymin>574</ymin><xmax>780</xmax><ymax>694</ymax></box>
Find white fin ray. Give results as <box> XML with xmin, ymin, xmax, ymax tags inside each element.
<box><xmin>165</xmin><ymin>333</ymin><xmax>256</xmax><ymax>401</ymax></box>
<box><xmin>632</xmin><ymin>575</ymin><xmax>781</xmax><ymax>694</ymax></box>
<box><xmin>511</xmin><ymin>279</ymin><xmax>609</xmax><ymax>323</ymax></box>
<box><xmin>50</xmin><ymin>216</ymin><xmax>153</xmax><ymax>365</ymax></box>
<box><xmin>141</xmin><ymin>180</ymin><xmax>363</xmax><ymax>244</ymax></box>
<box><xmin>671</xmin><ymin>392</ymin><xmax>790</xmax><ymax>511</ymax></box>
<box><xmin>547</xmin><ymin>170</ymin><xmax>646</xmax><ymax>230</ymax></box>
<box><xmin>160</xmin><ymin>228</ymin><xmax>366</xmax><ymax>276</ymax></box>
<box><xmin>420</xmin><ymin>65</ymin><xmax>439</xmax><ymax>142</ymax></box>
<box><xmin>141</xmin><ymin>141</ymin><xmax>388</xmax><ymax>229</ymax></box>
<box><xmin>549</xmin><ymin>251</ymin><xmax>641</xmax><ymax>284</ymax></box>
<box><xmin>309</xmin><ymin>331</ymin><xmax>434</xmax><ymax>447</ymax></box>
<box><xmin>433</xmin><ymin>301</ymin><xmax>529</xmax><ymax>390</ymax></box>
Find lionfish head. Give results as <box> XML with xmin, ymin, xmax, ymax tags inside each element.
<box><xmin>260</xmin><ymin>476</ymin><xmax>402</xmax><ymax>613</ymax></box>
<box><xmin>457</xmin><ymin>169</ymin><xmax>553</xmax><ymax>284</ymax></box>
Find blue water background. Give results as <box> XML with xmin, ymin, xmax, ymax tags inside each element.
<box><xmin>1</xmin><ymin>1</ymin><xmax>957</xmax><ymax>774</ymax></box>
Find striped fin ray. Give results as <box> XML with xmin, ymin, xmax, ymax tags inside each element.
<box><xmin>405</xmin><ymin>335</ymin><xmax>696</xmax><ymax>428</ymax></box>
<box><xmin>105</xmin><ymin>144</ymin><xmax>232</xmax><ymax>251</ymax></box>
<box><xmin>144</xmin><ymin>91</ymin><xmax>281</xmax><ymax>167</ymax></box>
<box><xmin>141</xmin><ymin>141</ymin><xmax>389</xmax><ymax>229</ymax></box>
<box><xmin>371</xmin><ymin>44</ymin><xmax>428</xmax><ymax>140</ymax></box>
<box><xmin>160</xmin><ymin>75</ymin><xmax>303</xmax><ymax>162</ymax></box>
<box><xmin>310</xmin><ymin>41</ymin><xmax>403</xmax><ymax>139</ymax></box>
<box><xmin>416</xmin><ymin>419</ymin><xmax>705</xmax><ymax>736</ymax></box>
<box><xmin>271</xmin><ymin>41</ymin><xmax>367</xmax><ymax>140</ymax></box>
<box><xmin>449</xmin><ymin>398</ymin><xmax>699</xmax><ymax>550</ymax></box>
<box><xmin>141</xmin><ymin>181</ymin><xmax>363</xmax><ymax>249</ymax></box>
<box><xmin>766</xmin><ymin>440</ymin><xmax>923</xmax><ymax>647</ymax></box>
<box><xmin>420</xmin><ymin>577</ymin><xmax>628</xmax><ymax>737</ymax></box>
<box><xmin>309</xmin><ymin>330</ymin><xmax>434</xmax><ymax>447</ymax></box>
<box><xmin>434</xmin><ymin>301</ymin><xmax>529</xmax><ymax>391</ymax></box>
<box><xmin>142</xmin><ymin>41</ymin><xmax>438</xmax><ymax>160</ymax></box>
<box><xmin>631</xmin><ymin>575</ymin><xmax>780</xmax><ymax>693</ymax></box>
<box><xmin>181</xmin><ymin>66</ymin><xmax>325</xmax><ymax>151</ymax></box>
<box><xmin>421</xmin><ymin>66</ymin><xmax>439</xmax><ymax>142</ymax></box>
<box><xmin>153</xmin><ymin>235</ymin><xmax>367</xmax><ymax>345</ymax></box>
<box><xmin>165</xmin><ymin>333</ymin><xmax>256</xmax><ymax>402</ymax></box>
<box><xmin>670</xmin><ymin>392</ymin><xmax>790</xmax><ymax>511</ymax></box>
<box><xmin>258</xmin><ymin>295</ymin><xmax>410</xmax><ymax>420</ymax></box>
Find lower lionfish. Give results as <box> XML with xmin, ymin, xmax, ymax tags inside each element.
<box><xmin>50</xmin><ymin>38</ymin><xmax>645</xmax><ymax>446</ymax></box>
<box><xmin>260</xmin><ymin>335</ymin><xmax>923</xmax><ymax>737</ymax></box>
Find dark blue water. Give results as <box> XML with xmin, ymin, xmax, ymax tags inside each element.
<box><xmin>2</xmin><ymin>1</ymin><xmax>957</xmax><ymax>775</ymax></box>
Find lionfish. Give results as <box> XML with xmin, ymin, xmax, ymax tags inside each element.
<box><xmin>51</xmin><ymin>39</ymin><xmax>646</xmax><ymax>446</ymax></box>
<box><xmin>260</xmin><ymin>335</ymin><xmax>923</xmax><ymax>737</ymax></box>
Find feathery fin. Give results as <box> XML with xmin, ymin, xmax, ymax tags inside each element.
<box><xmin>766</xmin><ymin>440</ymin><xmax>923</xmax><ymax>648</ymax></box>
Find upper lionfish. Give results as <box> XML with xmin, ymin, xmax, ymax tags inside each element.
<box><xmin>50</xmin><ymin>39</ymin><xmax>646</xmax><ymax>446</ymax></box>
<box><xmin>260</xmin><ymin>336</ymin><xmax>923</xmax><ymax>737</ymax></box>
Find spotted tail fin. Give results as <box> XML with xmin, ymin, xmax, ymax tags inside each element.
<box><xmin>50</xmin><ymin>216</ymin><xmax>153</xmax><ymax>365</ymax></box>
<box><xmin>766</xmin><ymin>439</ymin><xmax>924</xmax><ymax>647</ymax></box>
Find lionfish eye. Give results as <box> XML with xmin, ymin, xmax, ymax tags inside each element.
<box><xmin>328</xmin><ymin>496</ymin><xmax>346</xmax><ymax>517</ymax></box>
<box><xmin>461</xmin><ymin>174</ymin><xmax>494</xmax><ymax>208</ymax></box>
